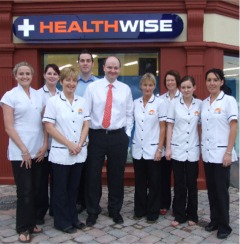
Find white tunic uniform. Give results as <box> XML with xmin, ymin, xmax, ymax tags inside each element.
<box><xmin>0</xmin><ymin>84</ymin><xmax>45</xmax><ymax>160</ymax></box>
<box><xmin>159</xmin><ymin>89</ymin><xmax>182</xmax><ymax>106</ymax></box>
<box><xmin>201</xmin><ymin>91</ymin><xmax>238</xmax><ymax>163</ymax></box>
<box><xmin>38</xmin><ymin>84</ymin><xmax>61</xmax><ymax>149</ymax></box>
<box><xmin>132</xmin><ymin>95</ymin><xmax>167</xmax><ymax>160</ymax></box>
<box><xmin>167</xmin><ymin>97</ymin><xmax>202</xmax><ymax>162</ymax></box>
<box><xmin>42</xmin><ymin>92</ymin><xmax>90</xmax><ymax>165</ymax></box>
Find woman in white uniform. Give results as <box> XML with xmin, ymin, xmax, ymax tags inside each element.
<box><xmin>1</xmin><ymin>62</ymin><xmax>47</xmax><ymax>243</ymax></box>
<box><xmin>159</xmin><ymin>70</ymin><xmax>181</xmax><ymax>216</ymax></box>
<box><xmin>43</xmin><ymin>67</ymin><xmax>90</xmax><ymax>234</ymax></box>
<box><xmin>132</xmin><ymin>73</ymin><xmax>167</xmax><ymax>223</ymax></box>
<box><xmin>166</xmin><ymin>76</ymin><xmax>201</xmax><ymax>227</ymax></box>
<box><xmin>37</xmin><ymin>64</ymin><xmax>60</xmax><ymax>222</ymax></box>
<box><xmin>201</xmin><ymin>68</ymin><xmax>238</xmax><ymax>239</ymax></box>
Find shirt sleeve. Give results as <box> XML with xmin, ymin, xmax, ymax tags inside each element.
<box><xmin>158</xmin><ymin>98</ymin><xmax>167</xmax><ymax>121</ymax></box>
<box><xmin>82</xmin><ymin>98</ymin><xmax>91</xmax><ymax>121</ymax></box>
<box><xmin>42</xmin><ymin>97</ymin><xmax>56</xmax><ymax>124</ymax></box>
<box><xmin>0</xmin><ymin>90</ymin><xmax>15</xmax><ymax>108</ymax></box>
<box><xmin>166</xmin><ymin>100</ymin><xmax>175</xmax><ymax>123</ymax></box>
<box><xmin>226</xmin><ymin>96</ymin><xmax>238</xmax><ymax>122</ymax></box>
<box><xmin>125</xmin><ymin>87</ymin><xmax>134</xmax><ymax>137</ymax></box>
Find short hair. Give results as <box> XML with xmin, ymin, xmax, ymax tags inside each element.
<box><xmin>140</xmin><ymin>73</ymin><xmax>156</xmax><ymax>86</ymax></box>
<box><xmin>163</xmin><ymin>70</ymin><xmax>180</xmax><ymax>89</ymax></box>
<box><xmin>13</xmin><ymin>62</ymin><xmax>34</xmax><ymax>76</ymax></box>
<box><xmin>104</xmin><ymin>56</ymin><xmax>121</xmax><ymax>67</ymax></box>
<box><xmin>44</xmin><ymin>64</ymin><xmax>60</xmax><ymax>75</ymax></box>
<box><xmin>77</xmin><ymin>49</ymin><xmax>94</xmax><ymax>63</ymax></box>
<box><xmin>60</xmin><ymin>67</ymin><xmax>78</xmax><ymax>81</ymax></box>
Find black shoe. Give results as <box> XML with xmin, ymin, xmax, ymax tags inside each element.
<box><xmin>205</xmin><ymin>223</ymin><xmax>218</xmax><ymax>232</ymax></box>
<box><xmin>86</xmin><ymin>214</ymin><xmax>97</xmax><ymax>227</ymax></box>
<box><xmin>109</xmin><ymin>213</ymin><xmax>124</xmax><ymax>224</ymax></box>
<box><xmin>146</xmin><ymin>216</ymin><xmax>158</xmax><ymax>224</ymax></box>
<box><xmin>217</xmin><ymin>230</ymin><xmax>231</xmax><ymax>239</ymax></box>
<box><xmin>62</xmin><ymin>226</ymin><xmax>77</xmax><ymax>234</ymax></box>
<box><xmin>133</xmin><ymin>215</ymin><xmax>143</xmax><ymax>220</ymax></box>
<box><xmin>73</xmin><ymin>222</ymin><xmax>86</xmax><ymax>230</ymax></box>
<box><xmin>36</xmin><ymin>219</ymin><xmax>45</xmax><ymax>225</ymax></box>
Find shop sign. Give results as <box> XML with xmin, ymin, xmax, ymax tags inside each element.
<box><xmin>13</xmin><ymin>13</ymin><xmax>183</xmax><ymax>42</ymax></box>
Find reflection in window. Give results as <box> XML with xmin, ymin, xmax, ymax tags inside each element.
<box><xmin>224</xmin><ymin>54</ymin><xmax>239</xmax><ymax>156</ymax></box>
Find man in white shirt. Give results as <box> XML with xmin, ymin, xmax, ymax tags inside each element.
<box><xmin>75</xmin><ymin>49</ymin><xmax>98</xmax><ymax>214</ymax></box>
<box><xmin>84</xmin><ymin>56</ymin><xmax>134</xmax><ymax>226</ymax></box>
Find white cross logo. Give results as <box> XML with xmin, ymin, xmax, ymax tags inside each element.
<box><xmin>18</xmin><ymin>19</ymin><xmax>35</xmax><ymax>37</ymax></box>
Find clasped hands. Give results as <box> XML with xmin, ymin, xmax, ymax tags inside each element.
<box><xmin>68</xmin><ymin>141</ymin><xmax>82</xmax><ymax>155</ymax></box>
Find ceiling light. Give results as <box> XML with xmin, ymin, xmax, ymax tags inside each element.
<box><xmin>223</xmin><ymin>67</ymin><xmax>240</xmax><ymax>71</ymax></box>
<box><xmin>124</xmin><ymin>61</ymin><xmax>138</xmax><ymax>66</ymax></box>
<box><xmin>59</xmin><ymin>64</ymin><xmax>72</xmax><ymax>70</ymax></box>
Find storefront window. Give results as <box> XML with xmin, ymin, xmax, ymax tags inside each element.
<box><xmin>44</xmin><ymin>52</ymin><xmax>159</xmax><ymax>162</ymax></box>
<box><xmin>224</xmin><ymin>54</ymin><xmax>239</xmax><ymax>156</ymax></box>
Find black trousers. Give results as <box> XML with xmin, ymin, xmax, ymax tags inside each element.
<box><xmin>77</xmin><ymin>162</ymin><xmax>86</xmax><ymax>208</ymax></box>
<box><xmin>11</xmin><ymin>160</ymin><xmax>42</xmax><ymax>233</ymax></box>
<box><xmin>133</xmin><ymin>158</ymin><xmax>161</xmax><ymax>219</ymax></box>
<box><xmin>204</xmin><ymin>162</ymin><xmax>232</xmax><ymax>234</ymax></box>
<box><xmin>160</xmin><ymin>157</ymin><xmax>172</xmax><ymax>210</ymax></box>
<box><xmin>52</xmin><ymin>163</ymin><xmax>83</xmax><ymax>230</ymax></box>
<box><xmin>36</xmin><ymin>156</ymin><xmax>50</xmax><ymax>220</ymax></box>
<box><xmin>172</xmin><ymin>159</ymin><xmax>199</xmax><ymax>223</ymax></box>
<box><xmin>85</xmin><ymin>129</ymin><xmax>129</xmax><ymax>215</ymax></box>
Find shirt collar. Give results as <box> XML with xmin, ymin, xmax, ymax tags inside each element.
<box><xmin>207</xmin><ymin>91</ymin><xmax>225</xmax><ymax>102</ymax></box>
<box><xmin>102</xmin><ymin>77</ymin><xmax>119</xmax><ymax>88</ymax></box>
<box><xmin>166</xmin><ymin>89</ymin><xmax>181</xmax><ymax>98</ymax></box>
<box><xmin>60</xmin><ymin>91</ymin><xmax>78</xmax><ymax>102</ymax></box>
<box><xmin>180</xmin><ymin>97</ymin><xmax>196</xmax><ymax>105</ymax></box>
<box><xmin>140</xmin><ymin>94</ymin><xmax>156</xmax><ymax>104</ymax></box>
<box><xmin>78</xmin><ymin>75</ymin><xmax>95</xmax><ymax>83</ymax></box>
<box><xmin>43</xmin><ymin>84</ymin><xmax>60</xmax><ymax>95</ymax></box>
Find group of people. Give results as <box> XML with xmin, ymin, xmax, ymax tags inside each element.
<box><xmin>0</xmin><ymin>49</ymin><xmax>238</xmax><ymax>243</ymax></box>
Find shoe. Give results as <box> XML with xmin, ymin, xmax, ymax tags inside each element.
<box><xmin>217</xmin><ymin>230</ymin><xmax>231</xmax><ymax>239</ymax></box>
<box><xmin>73</xmin><ymin>222</ymin><xmax>86</xmax><ymax>230</ymax></box>
<box><xmin>36</xmin><ymin>219</ymin><xmax>45</xmax><ymax>225</ymax></box>
<box><xmin>109</xmin><ymin>213</ymin><xmax>124</xmax><ymax>224</ymax></box>
<box><xmin>205</xmin><ymin>223</ymin><xmax>218</xmax><ymax>232</ymax></box>
<box><xmin>160</xmin><ymin>209</ymin><xmax>168</xmax><ymax>215</ymax></box>
<box><xmin>147</xmin><ymin>218</ymin><xmax>157</xmax><ymax>224</ymax></box>
<box><xmin>32</xmin><ymin>226</ymin><xmax>43</xmax><ymax>234</ymax></box>
<box><xmin>18</xmin><ymin>231</ymin><xmax>31</xmax><ymax>243</ymax></box>
<box><xmin>188</xmin><ymin>220</ymin><xmax>197</xmax><ymax>226</ymax></box>
<box><xmin>86</xmin><ymin>214</ymin><xmax>98</xmax><ymax>227</ymax></box>
<box><xmin>133</xmin><ymin>215</ymin><xmax>143</xmax><ymax>220</ymax></box>
<box><xmin>171</xmin><ymin>220</ymin><xmax>180</xmax><ymax>227</ymax></box>
<box><xmin>62</xmin><ymin>226</ymin><xmax>77</xmax><ymax>234</ymax></box>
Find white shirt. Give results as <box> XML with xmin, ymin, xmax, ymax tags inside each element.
<box><xmin>38</xmin><ymin>85</ymin><xmax>61</xmax><ymax>149</ymax></box>
<box><xmin>201</xmin><ymin>91</ymin><xmax>238</xmax><ymax>163</ymax></box>
<box><xmin>132</xmin><ymin>95</ymin><xmax>167</xmax><ymax>160</ymax></box>
<box><xmin>37</xmin><ymin>84</ymin><xmax>61</xmax><ymax>106</ymax></box>
<box><xmin>160</xmin><ymin>89</ymin><xmax>182</xmax><ymax>106</ymax></box>
<box><xmin>42</xmin><ymin>92</ymin><xmax>90</xmax><ymax>165</ymax></box>
<box><xmin>84</xmin><ymin>77</ymin><xmax>134</xmax><ymax>137</ymax></box>
<box><xmin>0</xmin><ymin>84</ymin><xmax>45</xmax><ymax>160</ymax></box>
<box><xmin>167</xmin><ymin>97</ymin><xmax>202</xmax><ymax>162</ymax></box>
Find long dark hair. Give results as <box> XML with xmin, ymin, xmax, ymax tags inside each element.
<box><xmin>205</xmin><ymin>68</ymin><xmax>232</xmax><ymax>95</ymax></box>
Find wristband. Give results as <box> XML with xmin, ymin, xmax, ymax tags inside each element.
<box><xmin>226</xmin><ymin>151</ymin><xmax>232</xmax><ymax>155</ymax></box>
<box><xmin>157</xmin><ymin>148</ymin><xmax>162</xmax><ymax>153</ymax></box>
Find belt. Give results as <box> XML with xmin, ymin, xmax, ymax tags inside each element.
<box><xmin>90</xmin><ymin>128</ymin><xmax>124</xmax><ymax>135</ymax></box>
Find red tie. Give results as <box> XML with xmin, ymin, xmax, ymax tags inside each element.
<box><xmin>102</xmin><ymin>84</ymin><xmax>113</xmax><ymax>128</ymax></box>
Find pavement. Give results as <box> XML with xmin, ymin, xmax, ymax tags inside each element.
<box><xmin>0</xmin><ymin>185</ymin><xmax>239</xmax><ymax>244</ymax></box>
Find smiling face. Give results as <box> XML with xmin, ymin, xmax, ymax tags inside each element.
<box><xmin>15</xmin><ymin>66</ymin><xmax>33</xmax><ymax>88</ymax></box>
<box><xmin>78</xmin><ymin>53</ymin><xmax>94</xmax><ymax>75</ymax></box>
<box><xmin>44</xmin><ymin>67</ymin><xmax>59</xmax><ymax>87</ymax></box>
<box><xmin>103</xmin><ymin>56</ymin><xmax>121</xmax><ymax>83</ymax></box>
<box><xmin>61</xmin><ymin>76</ymin><xmax>78</xmax><ymax>94</ymax></box>
<box><xmin>165</xmin><ymin>74</ymin><xmax>177</xmax><ymax>93</ymax></box>
<box><xmin>206</xmin><ymin>72</ymin><xmax>223</xmax><ymax>96</ymax></box>
<box><xmin>180</xmin><ymin>79</ymin><xmax>196</xmax><ymax>99</ymax></box>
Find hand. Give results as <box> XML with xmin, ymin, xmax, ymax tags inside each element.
<box><xmin>165</xmin><ymin>148</ymin><xmax>172</xmax><ymax>161</ymax></box>
<box><xmin>35</xmin><ymin>145</ymin><xmax>47</xmax><ymax>162</ymax></box>
<box><xmin>223</xmin><ymin>153</ymin><xmax>232</xmax><ymax>167</ymax></box>
<box><xmin>68</xmin><ymin>141</ymin><xmax>82</xmax><ymax>155</ymax></box>
<box><xmin>154</xmin><ymin>151</ymin><xmax>162</xmax><ymax>161</ymax></box>
<box><xmin>21</xmin><ymin>152</ymin><xmax>32</xmax><ymax>169</ymax></box>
